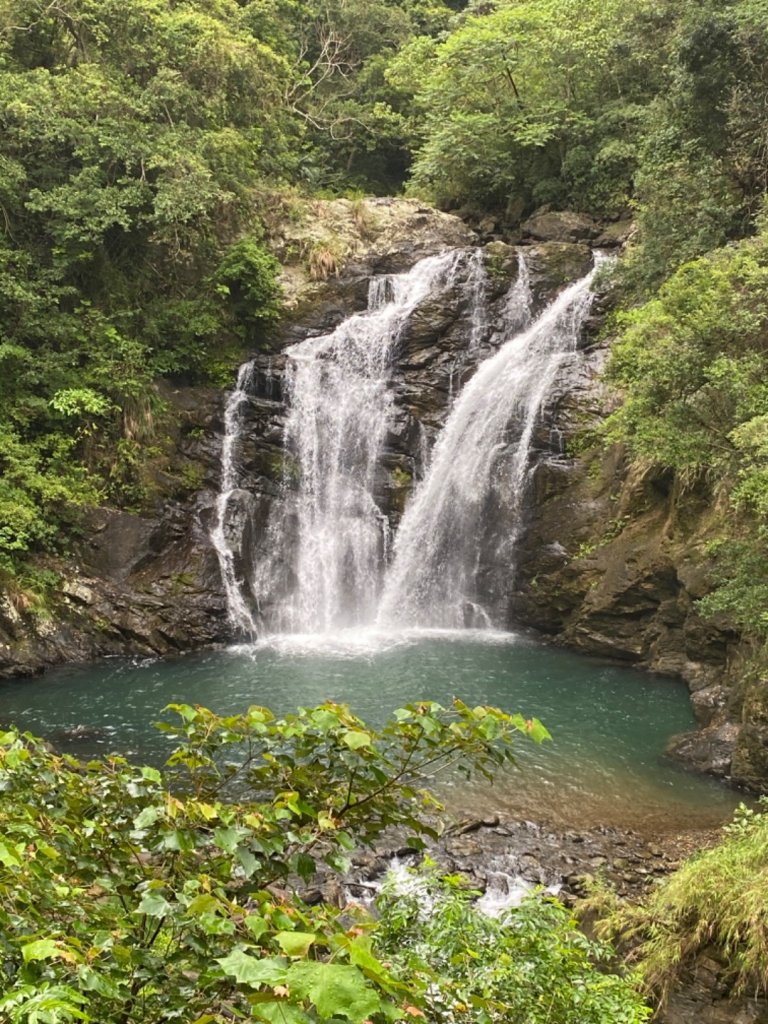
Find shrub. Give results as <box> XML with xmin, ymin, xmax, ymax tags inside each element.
<box><xmin>376</xmin><ymin>866</ymin><xmax>650</xmax><ymax>1024</ymax></box>
<box><xmin>0</xmin><ymin>700</ymin><xmax>546</xmax><ymax>1024</ymax></box>
<box><xmin>588</xmin><ymin>798</ymin><xmax>768</xmax><ymax>1002</ymax></box>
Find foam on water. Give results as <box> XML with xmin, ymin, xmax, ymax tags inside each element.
<box><xmin>228</xmin><ymin>625</ymin><xmax>519</xmax><ymax>661</ymax></box>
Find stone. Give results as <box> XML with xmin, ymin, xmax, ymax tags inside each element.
<box><xmin>666</xmin><ymin>722</ymin><xmax>740</xmax><ymax>777</ymax></box>
<box><xmin>80</xmin><ymin>510</ymin><xmax>161</xmax><ymax>582</ymax></box>
<box><xmin>61</xmin><ymin>581</ymin><xmax>96</xmax><ymax>606</ymax></box>
<box><xmin>690</xmin><ymin>684</ymin><xmax>728</xmax><ymax>726</ymax></box>
<box><xmin>521</xmin><ymin>209</ymin><xmax>600</xmax><ymax>244</ymax></box>
<box><xmin>594</xmin><ymin>220</ymin><xmax>635</xmax><ymax>248</ymax></box>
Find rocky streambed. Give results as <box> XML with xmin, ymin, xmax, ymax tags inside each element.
<box><xmin>335</xmin><ymin>810</ymin><xmax>767</xmax><ymax>1024</ymax></box>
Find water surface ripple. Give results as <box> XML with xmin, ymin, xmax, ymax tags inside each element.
<box><xmin>0</xmin><ymin>630</ymin><xmax>739</xmax><ymax>831</ymax></box>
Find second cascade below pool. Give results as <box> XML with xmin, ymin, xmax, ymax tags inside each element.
<box><xmin>0</xmin><ymin>628</ymin><xmax>741</xmax><ymax>831</ymax></box>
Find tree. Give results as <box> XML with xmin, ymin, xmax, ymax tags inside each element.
<box><xmin>387</xmin><ymin>0</ymin><xmax>658</xmax><ymax>216</ymax></box>
<box><xmin>0</xmin><ymin>0</ymin><xmax>292</xmax><ymax>572</ymax></box>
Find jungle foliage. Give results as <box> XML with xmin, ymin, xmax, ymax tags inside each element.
<box><xmin>0</xmin><ymin>0</ymin><xmax>458</xmax><ymax>575</ymax></box>
<box><xmin>0</xmin><ymin>697</ymin><xmax>643</xmax><ymax>1024</ymax></box>
<box><xmin>604</xmin><ymin>229</ymin><xmax>768</xmax><ymax>636</ymax></box>
<box><xmin>376</xmin><ymin>866</ymin><xmax>650</xmax><ymax>1024</ymax></box>
<box><xmin>4</xmin><ymin>0</ymin><xmax>768</xmax><ymax>630</ymax></box>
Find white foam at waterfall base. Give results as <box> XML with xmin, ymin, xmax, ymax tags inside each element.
<box><xmin>377</xmin><ymin>257</ymin><xmax>604</xmax><ymax>630</ymax></box>
<box><xmin>228</xmin><ymin>625</ymin><xmax>518</xmax><ymax>661</ymax></box>
<box><xmin>360</xmin><ymin>854</ymin><xmax>561</xmax><ymax>920</ymax></box>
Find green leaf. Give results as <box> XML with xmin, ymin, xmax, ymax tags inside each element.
<box><xmin>294</xmin><ymin>852</ymin><xmax>316</xmax><ymax>880</ymax></box>
<box><xmin>217</xmin><ymin>950</ymin><xmax>288</xmax><ymax>988</ymax></box>
<box><xmin>525</xmin><ymin>718</ymin><xmax>552</xmax><ymax>744</ymax></box>
<box><xmin>214</xmin><ymin>826</ymin><xmax>240</xmax><ymax>854</ymax></box>
<box><xmin>78</xmin><ymin>965</ymin><xmax>122</xmax><ymax>998</ymax></box>
<box><xmin>275</xmin><ymin>931</ymin><xmax>316</xmax><ymax>957</ymax></box>
<box><xmin>245</xmin><ymin>915</ymin><xmax>270</xmax><ymax>940</ymax></box>
<box><xmin>186</xmin><ymin>894</ymin><xmax>221</xmax><ymax>916</ymax></box>
<box><xmin>21</xmin><ymin>938</ymin><xmax>63</xmax><ymax>962</ymax></box>
<box><xmin>0</xmin><ymin>840</ymin><xmax>22</xmax><ymax>867</ymax></box>
<box><xmin>252</xmin><ymin>1002</ymin><xmax>312</xmax><ymax>1024</ymax></box>
<box><xmin>133</xmin><ymin>805</ymin><xmax>161</xmax><ymax>829</ymax></box>
<box><xmin>237</xmin><ymin>845</ymin><xmax>259</xmax><ymax>877</ymax></box>
<box><xmin>137</xmin><ymin>890</ymin><xmax>171</xmax><ymax>917</ymax></box>
<box><xmin>287</xmin><ymin>962</ymin><xmax>381</xmax><ymax>1022</ymax></box>
<box><xmin>342</xmin><ymin>730</ymin><xmax>371</xmax><ymax>750</ymax></box>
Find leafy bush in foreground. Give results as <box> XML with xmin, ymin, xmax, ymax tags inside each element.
<box><xmin>0</xmin><ymin>700</ymin><xmax>550</xmax><ymax>1024</ymax></box>
<box><xmin>376</xmin><ymin>867</ymin><xmax>650</xmax><ymax>1024</ymax></box>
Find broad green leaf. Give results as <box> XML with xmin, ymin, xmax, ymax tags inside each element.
<box><xmin>342</xmin><ymin>730</ymin><xmax>371</xmax><ymax>750</ymax></box>
<box><xmin>245</xmin><ymin>915</ymin><xmax>269</xmax><ymax>940</ymax></box>
<box><xmin>525</xmin><ymin>718</ymin><xmax>552</xmax><ymax>744</ymax></box>
<box><xmin>214</xmin><ymin>826</ymin><xmax>241</xmax><ymax>854</ymax></box>
<box><xmin>294</xmin><ymin>852</ymin><xmax>316</xmax><ymax>879</ymax></box>
<box><xmin>137</xmin><ymin>890</ymin><xmax>171</xmax><ymax>917</ymax></box>
<box><xmin>186</xmin><ymin>893</ymin><xmax>221</xmax><ymax>916</ymax></box>
<box><xmin>78</xmin><ymin>965</ymin><xmax>122</xmax><ymax>998</ymax></box>
<box><xmin>275</xmin><ymin>931</ymin><xmax>316</xmax><ymax>957</ymax></box>
<box><xmin>217</xmin><ymin>950</ymin><xmax>288</xmax><ymax>988</ymax></box>
<box><xmin>237</xmin><ymin>846</ymin><xmax>259</xmax><ymax>877</ymax></box>
<box><xmin>21</xmin><ymin>939</ymin><xmax>63</xmax><ymax>962</ymax></box>
<box><xmin>252</xmin><ymin>1001</ymin><xmax>312</xmax><ymax>1024</ymax></box>
<box><xmin>133</xmin><ymin>805</ymin><xmax>161</xmax><ymax>829</ymax></box>
<box><xmin>0</xmin><ymin>841</ymin><xmax>21</xmax><ymax>867</ymax></box>
<box><xmin>287</xmin><ymin>961</ymin><xmax>381</xmax><ymax>1022</ymax></box>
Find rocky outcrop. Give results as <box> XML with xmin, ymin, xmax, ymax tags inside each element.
<box><xmin>2</xmin><ymin>197</ymin><xmax>760</xmax><ymax>793</ymax></box>
<box><xmin>0</xmin><ymin>201</ymin><xmax>505</xmax><ymax>676</ymax></box>
<box><xmin>0</xmin><ymin>386</ymin><xmax>231</xmax><ymax>678</ymax></box>
<box><xmin>272</xmin><ymin>196</ymin><xmax>476</xmax><ymax>325</ymax></box>
<box><xmin>506</xmin><ymin>345</ymin><xmax>762</xmax><ymax>791</ymax></box>
<box><xmin>657</xmin><ymin>959</ymin><xmax>768</xmax><ymax>1024</ymax></box>
<box><xmin>522</xmin><ymin>209</ymin><xmax>601</xmax><ymax>244</ymax></box>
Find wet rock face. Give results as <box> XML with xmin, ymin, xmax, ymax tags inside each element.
<box><xmin>657</xmin><ymin>960</ymin><xmax>768</xmax><ymax>1024</ymax></box>
<box><xmin>505</xmin><ymin>363</ymin><xmax>760</xmax><ymax>789</ymax></box>
<box><xmin>1</xmin><ymin>432</ymin><xmax>200</xmax><ymax>668</ymax></box>
<box><xmin>2</xmin><ymin>197</ymin><xmax>756</xmax><ymax>793</ymax></box>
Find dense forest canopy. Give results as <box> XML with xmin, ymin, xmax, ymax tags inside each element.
<box><xmin>1</xmin><ymin>0</ymin><xmax>768</xmax><ymax>638</ymax></box>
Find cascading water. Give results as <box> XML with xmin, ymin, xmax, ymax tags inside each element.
<box><xmin>377</xmin><ymin>258</ymin><xmax>602</xmax><ymax>629</ymax></box>
<box><xmin>248</xmin><ymin>249</ymin><xmax>474</xmax><ymax>634</ymax></box>
<box><xmin>212</xmin><ymin>248</ymin><xmax>602</xmax><ymax>639</ymax></box>
<box><xmin>210</xmin><ymin>361</ymin><xmax>260</xmax><ymax>636</ymax></box>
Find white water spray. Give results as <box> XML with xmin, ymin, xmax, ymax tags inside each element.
<box><xmin>209</xmin><ymin>361</ymin><xmax>259</xmax><ymax>636</ymax></box>
<box><xmin>213</xmin><ymin>249</ymin><xmax>603</xmax><ymax>640</ymax></box>
<box><xmin>250</xmin><ymin>250</ymin><xmax>472</xmax><ymax>634</ymax></box>
<box><xmin>377</xmin><ymin>259</ymin><xmax>601</xmax><ymax>628</ymax></box>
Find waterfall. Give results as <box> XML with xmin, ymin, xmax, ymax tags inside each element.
<box><xmin>212</xmin><ymin>248</ymin><xmax>603</xmax><ymax>639</ymax></box>
<box><xmin>209</xmin><ymin>361</ymin><xmax>259</xmax><ymax>636</ymax></box>
<box><xmin>249</xmin><ymin>249</ymin><xmax>473</xmax><ymax>634</ymax></box>
<box><xmin>376</xmin><ymin>259</ymin><xmax>601</xmax><ymax>629</ymax></box>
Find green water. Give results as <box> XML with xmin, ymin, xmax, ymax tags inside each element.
<box><xmin>0</xmin><ymin>628</ymin><xmax>740</xmax><ymax>830</ymax></box>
